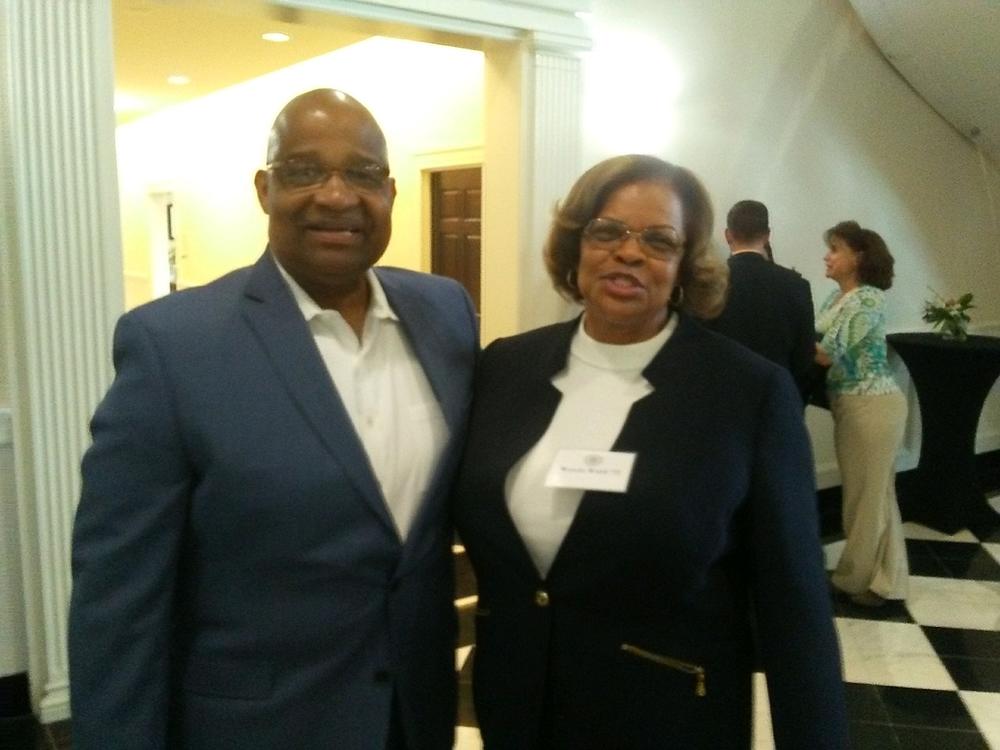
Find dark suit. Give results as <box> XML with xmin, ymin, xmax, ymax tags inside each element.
<box><xmin>705</xmin><ymin>252</ymin><xmax>815</xmax><ymax>399</ymax></box>
<box><xmin>69</xmin><ymin>251</ymin><xmax>478</xmax><ymax>750</ymax></box>
<box><xmin>453</xmin><ymin>315</ymin><xmax>847</xmax><ymax>749</ymax></box>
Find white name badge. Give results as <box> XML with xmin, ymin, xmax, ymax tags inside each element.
<box><xmin>544</xmin><ymin>449</ymin><xmax>636</xmax><ymax>493</ymax></box>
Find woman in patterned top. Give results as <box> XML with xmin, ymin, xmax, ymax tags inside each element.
<box><xmin>815</xmin><ymin>221</ymin><xmax>908</xmax><ymax>607</ymax></box>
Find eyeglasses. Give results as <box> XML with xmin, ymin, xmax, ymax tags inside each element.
<box><xmin>582</xmin><ymin>218</ymin><xmax>684</xmax><ymax>261</ymax></box>
<box><xmin>266</xmin><ymin>159</ymin><xmax>390</xmax><ymax>192</ymax></box>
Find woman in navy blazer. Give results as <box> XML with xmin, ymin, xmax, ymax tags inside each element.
<box><xmin>454</xmin><ymin>155</ymin><xmax>848</xmax><ymax>749</ymax></box>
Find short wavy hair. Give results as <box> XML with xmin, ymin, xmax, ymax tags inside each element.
<box><xmin>543</xmin><ymin>154</ymin><xmax>728</xmax><ymax>319</ymax></box>
<box><xmin>823</xmin><ymin>221</ymin><xmax>894</xmax><ymax>290</ymax></box>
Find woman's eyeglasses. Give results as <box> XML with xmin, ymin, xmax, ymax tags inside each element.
<box><xmin>582</xmin><ymin>218</ymin><xmax>684</xmax><ymax>261</ymax></box>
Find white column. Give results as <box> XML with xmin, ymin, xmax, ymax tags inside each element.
<box><xmin>1</xmin><ymin>0</ymin><xmax>123</xmax><ymax>722</ymax></box>
<box><xmin>521</xmin><ymin>44</ymin><xmax>585</xmax><ymax>331</ymax></box>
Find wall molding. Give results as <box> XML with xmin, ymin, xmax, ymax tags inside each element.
<box><xmin>277</xmin><ymin>0</ymin><xmax>593</xmax><ymax>50</ymax></box>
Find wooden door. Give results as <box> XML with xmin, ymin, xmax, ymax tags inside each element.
<box><xmin>431</xmin><ymin>167</ymin><xmax>481</xmax><ymax>312</ymax></box>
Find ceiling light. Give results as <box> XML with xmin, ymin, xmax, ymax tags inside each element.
<box><xmin>262</xmin><ymin>32</ymin><xmax>290</xmax><ymax>43</ymax></box>
<box><xmin>166</xmin><ymin>75</ymin><xmax>190</xmax><ymax>86</ymax></box>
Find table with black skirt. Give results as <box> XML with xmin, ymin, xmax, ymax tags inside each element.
<box><xmin>887</xmin><ymin>332</ymin><xmax>1000</xmax><ymax>534</ymax></box>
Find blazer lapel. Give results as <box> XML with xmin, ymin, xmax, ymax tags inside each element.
<box><xmin>546</xmin><ymin>314</ymin><xmax>700</xmax><ymax>579</ymax></box>
<box><xmin>490</xmin><ymin>319</ymin><xmax>578</xmax><ymax>581</ymax></box>
<box><xmin>375</xmin><ymin>269</ymin><xmax>480</xmax><ymax>559</ymax></box>
<box><xmin>375</xmin><ymin>269</ymin><xmax>464</xmax><ymax>435</ymax></box>
<box><xmin>239</xmin><ymin>251</ymin><xmax>394</xmax><ymax>533</ymax></box>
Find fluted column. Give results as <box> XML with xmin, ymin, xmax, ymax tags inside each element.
<box><xmin>521</xmin><ymin>45</ymin><xmax>585</xmax><ymax>331</ymax></box>
<box><xmin>2</xmin><ymin>0</ymin><xmax>122</xmax><ymax>722</ymax></box>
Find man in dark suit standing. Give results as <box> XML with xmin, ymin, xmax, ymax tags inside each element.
<box><xmin>706</xmin><ymin>200</ymin><xmax>815</xmax><ymax>401</ymax></box>
<box><xmin>68</xmin><ymin>89</ymin><xmax>478</xmax><ymax>750</ymax></box>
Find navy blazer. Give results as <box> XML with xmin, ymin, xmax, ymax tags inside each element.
<box><xmin>454</xmin><ymin>315</ymin><xmax>848</xmax><ymax>749</ymax></box>
<box><xmin>69</xmin><ymin>251</ymin><xmax>478</xmax><ymax>750</ymax></box>
<box><xmin>705</xmin><ymin>252</ymin><xmax>815</xmax><ymax>399</ymax></box>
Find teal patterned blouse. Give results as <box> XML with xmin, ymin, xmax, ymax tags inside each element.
<box><xmin>815</xmin><ymin>285</ymin><xmax>900</xmax><ymax>396</ymax></box>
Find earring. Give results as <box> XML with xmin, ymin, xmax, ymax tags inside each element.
<box><xmin>566</xmin><ymin>268</ymin><xmax>578</xmax><ymax>292</ymax></box>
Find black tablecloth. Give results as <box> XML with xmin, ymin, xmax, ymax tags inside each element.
<box><xmin>887</xmin><ymin>332</ymin><xmax>1000</xmax><ymax>533</ymax></box>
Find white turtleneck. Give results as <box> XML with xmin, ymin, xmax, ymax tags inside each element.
<box><xmin>505</xmin><ymin>314</ymin><xmax>677</xmax><ymax>576</ymax></box>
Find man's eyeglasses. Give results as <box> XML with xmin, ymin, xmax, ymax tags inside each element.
<box><xmin>582</xmin><ymin>217</ymin><xmax>684</xmax><ymax>261</ymax></box>
<box><xmin>267</xmin><ymin>159</ymin><xmax>390</xmax><ymax>192</ymax></box>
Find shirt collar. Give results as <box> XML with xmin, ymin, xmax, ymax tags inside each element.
<box><xmin>274</xmin><ymin>259</ymin><xmax>399</xmax><ymax>324</ymax></box>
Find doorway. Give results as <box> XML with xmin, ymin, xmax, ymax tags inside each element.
<box><xmin>430</xmin><ymin>167</ymin><xmax>482</xmax><ymax>312</ymax></box>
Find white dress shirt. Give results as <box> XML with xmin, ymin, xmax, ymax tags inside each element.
<box><xmin>505</xmin><ymin>314</ymin><xmax>676</xmax><ymax>576</ymax></box>
<box><xmin>276</xmin><ymin>262</ymin><xmax>447</xmax><ymax>541</ymax></box>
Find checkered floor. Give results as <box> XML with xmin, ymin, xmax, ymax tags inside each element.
<box><xmin>453</xmin><ymin>493</ymin><xmax>1000</xmax><ymax>749</ymax></box>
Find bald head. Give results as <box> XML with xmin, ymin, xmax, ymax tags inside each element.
<box><xmin>254</xmin><ymin>88</ymin><xmax>396</xmax><ymax>314</ymax></box>
<box><xmin>266</xmin><ymin>88</ymin><xmax>387</xmax><ymax>164</ymax></box>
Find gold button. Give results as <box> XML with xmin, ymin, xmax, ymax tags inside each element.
<box><xmin>534</xmin><ymin>589</ymin><xmax>550</xmax><ymax>607</ymax></box>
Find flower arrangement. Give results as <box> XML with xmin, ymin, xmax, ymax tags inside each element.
<box><xmin>922</xmin><ymin>290</ymin><xmax>974</xmax><ymax>341</ymax></box>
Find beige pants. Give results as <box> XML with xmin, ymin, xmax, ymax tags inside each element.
<box><xmin>830</xmin><ymin>391</ymin><xmax>909</xmax><ymax>600</ymax></box>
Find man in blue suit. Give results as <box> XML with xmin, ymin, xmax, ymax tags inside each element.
<box><xmin>68</xmin><ymin>89</ymin><xmax>478</xmax><ymax>750</ymax></box>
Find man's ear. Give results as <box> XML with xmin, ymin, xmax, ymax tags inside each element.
<box><xmin>724</xmin><ymin>228</ymin><xmax>733</xmax><ymax>246</ymax></box>
<box><xmin>253</xmin><ymin>170</ymin><xmax>271</xmax><ymax>214</ymax></box>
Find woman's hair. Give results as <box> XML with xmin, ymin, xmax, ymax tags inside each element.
<box><xmin>543</xmin><ymin>154</ymin><xmax>728</xmax><ymax>318</ymax></box>
<box><xmin>823</xmin><ymin>221</ymin><xmax>894</xmax><ymax>290</ymax></box>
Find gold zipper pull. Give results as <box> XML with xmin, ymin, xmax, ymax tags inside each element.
<box><xmin>695</xmin><ymin>669</ymin><xmax>706</xmax><ymax>697</ymax></box>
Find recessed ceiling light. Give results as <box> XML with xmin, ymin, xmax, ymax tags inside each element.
<box><xmin>167</xmin><ymin>75</ymin><xmax>190</xmax><ymax>86</ymax></box>
<box><xmin>262</xmin><ymin>32</ymin><xmax>290</xmax><ymax>43</ymax></box>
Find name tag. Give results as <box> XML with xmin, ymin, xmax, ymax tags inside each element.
<box><xmin>544</xmin><ymin>449</ymin><xmax>636</xmax><ymax>493</ymax></box>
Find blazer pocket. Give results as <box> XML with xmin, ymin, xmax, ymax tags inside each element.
<box><xmin>621</xmin><ymin>643</ymin><xmax>706</xmax><ymax>697</ymax></box>
<box><xmin>179</xmin><ymin>656</ymin><xmax>274</xmax><ymax>700</ymax></box>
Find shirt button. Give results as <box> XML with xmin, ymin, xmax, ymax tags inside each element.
<box><xmin>534</xmin><ymin>590</ymin><xmax>550</xmax><ymax>607</ymax></box>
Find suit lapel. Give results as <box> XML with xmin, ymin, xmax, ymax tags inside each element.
<box><xmin>239</xmin><ymin>251</ymin><xmax>394</xmax><ymax>533</ymax></box>
<box><xmin>375</xmin><ymin>269</ymin><xmax>463</xmax><ymax>435</ymax></box>
<box><xmin>375</xmin><ymin>269</ymin><xmax>480</xmax><ymax>558</ymax></box>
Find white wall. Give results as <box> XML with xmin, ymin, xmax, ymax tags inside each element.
<box><xmin>566</xmin><ymin>0</ymin><xmax>1000</xmax><ymax>485</ymax></box>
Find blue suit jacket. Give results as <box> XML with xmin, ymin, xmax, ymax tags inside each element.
<box><xmin>69</xmin><ymin>252</ymin><xmax>478</xmax><ymax>750</ymax></box>
<box><xmin>454</xmin><ymin>315</ymin><xmax>848</xmax><ymax>749</ymax></box>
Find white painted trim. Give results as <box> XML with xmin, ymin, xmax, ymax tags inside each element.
<box><xmin>39</xmin><ymin>685</ymin><xmax>70</xmax><ymax>724</ymax></box>
<box><xmin>277</xmin><ymin>0</ymin><xmax>592</xmax><ymax>49</ymax></box>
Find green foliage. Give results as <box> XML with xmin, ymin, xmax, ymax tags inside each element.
<box><xmin>922</xmin><ymin>289</ymin><xmax>974</xmax><ymax>340</ymax></box>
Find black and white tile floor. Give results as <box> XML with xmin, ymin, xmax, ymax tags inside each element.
<box><xmin>454</xmin><ymin>492</ymin><xmax>1000</xmax><ymax>749</ymax></box>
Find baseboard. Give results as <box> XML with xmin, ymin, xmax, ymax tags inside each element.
<box><xmin>38</xmin><ymin>685</ymin><xmax>70</xmax><ymax>724</ymax></box>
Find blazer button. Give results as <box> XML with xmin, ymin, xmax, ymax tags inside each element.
<box><xmin>534</xmin><ymin>589</ymin><xmax>550</xmax><ymax>607</ymax></box>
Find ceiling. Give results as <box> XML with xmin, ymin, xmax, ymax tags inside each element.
<box><xmin>848</xmin><ymin>0</ymin><xmax>1000</xmax><ymax>168</ymax></box>
<box><xmin>114</xmin><ymin>0</ymin><xmax>1000</xmax><ymax>170</ymax></box>
<box><xmin>112</xmin><ymin>0</ymin><xmax>373</xmax><ymax>123</ymax></box>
